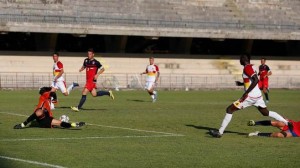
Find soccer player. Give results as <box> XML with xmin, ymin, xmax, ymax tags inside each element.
<box><xmin>70</xmin><ymin>49</ymin><xmax>114</xmax><ymax>112</ymax></box>
<box><xmin>209</xmin><ymin>54</ymin><xmax>291</xmax><ymax>138</ymax></box>
<box><xmin>50</xmin><ymin>52</ymin><xmax>79</xmax><ymax>107</ymax></box>
<box><xmin>140</xmin><ymin>57</ymin><xmax>160</xmax><ymax>102</ymax></box>
<box><xmin>258</xmin><ymin>58</ymin><xmax>272</xmax><ymax>103</ymax></box>
<box><xmin>13</xmin><ymin>87</ymin><xmax>85</xmax><ymax>129</ymax></box>
<box><xmin>248</xmin><ymin>119</ymin><xmax>299</xmax><ymax>138</ymax></box>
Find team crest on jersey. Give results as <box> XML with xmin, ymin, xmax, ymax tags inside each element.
<box><xmin>92</xmin><ymin>61</ymin><xmax>95</xmax><ymax>64</ymax></box>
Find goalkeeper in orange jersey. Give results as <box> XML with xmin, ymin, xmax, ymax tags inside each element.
<box><xmin>13</xmin><ymin>87</ymin><xmax>85</xmax><ymax>129</ymax></box>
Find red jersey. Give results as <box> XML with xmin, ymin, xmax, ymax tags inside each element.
<box><xmin>35</xmin><ymin>91</ymin><xmax>53</xmax><ymax>118</ymax></box>
<box><xmin>283</xmin><ymin>120</ymin><xmax>300</xmax><ymax>136</ymax></box>
<box><xmin>258</xmin><ymin>64</ymin><xmax>270</xmax><ymax>80</ymax></box>
<box><xmin>82</xmin><ymin>58</ymin><xmax>102</xmax><ymax>83</ymax></box>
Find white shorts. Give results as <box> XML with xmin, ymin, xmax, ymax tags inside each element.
<box><xmin>51</xmin><ymin>81</ymin><xmax>67</xmax><ymax>93</ymax></box>
<box><xmin>144</xmin><ymin>81</ymin><xmax>155</xmax><ymax>90</ymax></box>
<box><xmin>233</xmin><ymin>96</ymin><xmax>266</xmax><ymax>109</ymax></box>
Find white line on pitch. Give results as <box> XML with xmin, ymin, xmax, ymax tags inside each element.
<box><xmin>87</xmin><ymin>123</ymin><xmax>184</xmax><ymax>136</ymax></box>
<box><xmin>0</xmin><ymin>134</ymin><xmax>184</xmax><ymax>142</ymax></box>
<box><xmin>0</xmin><ymin>155</ymin><xmax>66</xmax><ymax>168</ymax></box>
<box><xmin>0</xmin><ymin>111</ymin><xmax>185</xmax><ymax>137</ymax></box>
<box><xmin>0</xmin><ymin>112</ymin><xmax>28</xmax><ymax>117</ymax></box>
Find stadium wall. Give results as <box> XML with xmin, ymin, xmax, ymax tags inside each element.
<box><xmin>0</xmin><ymin>55</ymin><xmax>300</xmax><ymax>89</ymax></box>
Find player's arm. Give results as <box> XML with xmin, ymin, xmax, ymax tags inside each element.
<box><xmin>235</xmin><ymin>81</ymin><xmax>244</xmax><ymax>86</ymax></box>
<box><xmin>267</xmin><ymin>68</ymin><xmax>272</xmax><ymax>77</ymax></box>
<box><xmin>140</xmin><ymin>69</ymin><xmax>147</xmax><ymax>75</ymax></box>
<box><xmin>155</xmin><ymin>71</ymin><xmax>160</xmax><ymax>83</ymax></box>
<box><xmin>79</xmin><ymin>66</ymin><xmax>85</xmax><ymax>72</ymax></box>
<box><xmin>94</xmin><ymin>66</ymin><xmax>105</xmax><ymax>80</ymax></box>
<box><xmin>240</xmin><ymin>74</ymin><xmax>259</xmax><ymax>101</ymax></box>
<box><xmin>54</xmin><ymin>69</ymin><xmax>64</xmax><ymax>81</ymax></box>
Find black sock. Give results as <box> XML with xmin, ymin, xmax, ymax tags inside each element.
<box><xmin>255</xmin><ymin>120</ymin><xmax>271</xmax><ymax>126</ymax></box>
<box><xmin>96</xmin><ymin>91</ymin><xmax>109</xmax><ymax>96</ymax></box>
<box><xmin>258</xmin><ymin>133</ymin><xmax>272</xmax><ymax>137</ymax></box>
<box><xmin>23</xmin><ymin>113</ymin><xmax>38</xmax><ymax>126</ymax></box>
<box><xmin>265</xmin><ymin>93</ymin><xmax>269</xmax><ymax>101</ymax></box>
<box><xmin>78</xmin><ymin>95</ymin><xmax>87</xmax><ymax>109</ymax></box>
<box><xmin>60</xmin><ymin>122</ymin><xmax>72</xmax><ymax>128</ymax></box>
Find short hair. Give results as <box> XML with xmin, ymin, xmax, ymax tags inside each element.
<box><xmin>88</xmin><ymin>48</ymin><xmax>94</xmax><ymax>53</ymax></box>
<box><xmin>149</xmin><ymin>57</ymin><xmax>154</xmax><ymax>59</ymax></box>
<box><xmin>261</xmin><ymin>57</ymin><xmax>266</xmax><ymax>60</ymax></box>
<box><xmin>52</xmin><ymin>52</ymin><xmax>59</xmax><ymax>56</ymax></box>
<box><xmin>241</xmin><ymin>53</ymin><xmax>251</xmax><ymax>61</ymax></box>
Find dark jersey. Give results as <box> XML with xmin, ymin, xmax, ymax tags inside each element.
<box><xmin>82</xmin><ymin>58</ymin><xmax>102</xmax><ymax>83</ymax></box>
<box><xmin>258</xmin><ymin>64</ymin><xmax>270</xmax><ymax>80</ymax></box>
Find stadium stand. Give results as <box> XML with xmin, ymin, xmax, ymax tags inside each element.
<box><xmin>0</xmin><ymin>0</ymin><xmax>299</xmax><ymax>39</ymax></box>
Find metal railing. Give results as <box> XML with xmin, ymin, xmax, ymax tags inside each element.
<box><xmin>1</xmin><ymin>72</ymin><xmax>300</xmax><ymax>90</ymax></box>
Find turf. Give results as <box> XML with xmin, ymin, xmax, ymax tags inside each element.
<box><xmin>0</xmin><ymin>89</ymin><xmax>300</xmax><ymax>168</ymax></box>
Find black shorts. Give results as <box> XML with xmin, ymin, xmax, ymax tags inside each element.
<box><xmin>37</xmin><ymin>116</ymin><xmax>53</xmax><ymax>128</ymax></box>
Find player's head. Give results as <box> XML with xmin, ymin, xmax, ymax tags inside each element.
<box><xmin>261</xmin><ymin>58</ymin><xmax>266</xmax><ymax>65</ymax></box>
<box><xmin>39</xmin><ymin>87</ymin><xmax>52</xmax><ymax>95</ymax></box>
<box><xmin>240</xmin><ymin>53</ymin><xmax>251</xmax><ymax>66</ymax></box>
<box><xmin>52</xmin><ymin>52</ymin><xmax>59</xmax><ymax>62</ymax></box>
<box><xmin>87</xmin><ymin>48</ymin><xmax>95</xmax><ymax>59</ymax></box>
<box><xmin>149</xmin><ymin>57</ymin><xmax>154</xmax><ymax>65</ymax></box>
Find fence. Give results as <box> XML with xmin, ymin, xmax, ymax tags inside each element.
<box><xmin>1</xmin><ymin>72</ymin><xmax>300</xmax><ymax>90</ymax></box>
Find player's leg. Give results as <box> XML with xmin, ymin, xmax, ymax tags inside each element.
<box><xmin>91</xmin><ymin>88</ymin><xmax>114</xmax><ymax>99</ymax></box>
<box><xmin>146</xmin><ymin>82</ymin><xmax>156</xmax><ymax>102</ymax></box>
<box><xmin>51</xmin><ymin>118</ymin><xmax>85</xmax><ymax>128</ymax></box>
<box><xmin>248</xmin><ymin>120</ymin><xmax>285</xmax><ymax>129</ymax></box>
<box><xmin>210</xmin><ymin>103</ymin><xmax>240</xmax><ymax>138</ymax></box>
<box><xmin>249</xmin><ymin>131</ymin><xmax>292</xmax><ymax>138</ymax></box>
<box><xmin>13</xmin><ymin>109</ymin><xmax>41</xmax><ymax>129</ymax></box>
<box><xmin>66</xmin><ymin>82</ymin><xmax>79</xmax><ymax>95</ymax></box>
<box><xmin>71</xmin><ymin>87</ymin><xmax>89</xmax><ymax>112</ymax></box>
<box><xmin>263</xmin><ymin>79</ymin><xmax>269</xmax><ymax>102</ymax></box>
<box><xmin>257</xmin><ymin>107</ymin><xmax>288</xmax><ymax>125</ymax></box>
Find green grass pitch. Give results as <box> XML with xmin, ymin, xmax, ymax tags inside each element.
<box><xmin>0</xmin><ymin>89</ymin><xmax>300</xmax><ymax>168</ymax></box>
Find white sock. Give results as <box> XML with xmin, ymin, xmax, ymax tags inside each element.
<box><xmin>269</xmin><ymin>111</ymin><xmax>288</xmax><ymax>125</ymax></box>
<box><xmin>151</xmin><ymin>95</ymin><xmax>155</xmax><ymax>99</ymax></box>
<box><xmin>219</xmin><ymin>113</ymin><xmax>233</xmax><ymax>134</ymax></box>
<box><xmin>67</xmin><ymin>84</ymin><xmax>73</xmax><ymax>95</ymax></box>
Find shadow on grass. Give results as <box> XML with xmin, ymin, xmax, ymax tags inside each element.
<box><xmin>127</xmin><ymin>99</ymin><xmax>149</xmax><ymax>102</ymax></box>
<box><xmin>185</xmin><ymin>124</ymin><xmax>248</xmax><ymax>136</ymax></box>
<box><xmin>57</xmin><ymin>106</ymin><xmax>107</xmax><ymax>111</ymax></box>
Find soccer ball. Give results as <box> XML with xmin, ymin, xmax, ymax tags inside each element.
<box><xmin>59</xmin><ymin>115</ymin><xmax>69</xmax><ymax>123</ymax></box>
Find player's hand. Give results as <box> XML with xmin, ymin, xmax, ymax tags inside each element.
<box><xmin>235</xmin><ymin>81</ymin><xmax>243</xmax><ymax>86</ymax></box>
<box><xmin>239</xmin><ymin>93</ymin><xmax>248</xmax><ymax>102</ymax></box>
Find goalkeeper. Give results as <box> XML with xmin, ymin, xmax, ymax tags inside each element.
<box><xmin>14</xmin><ymin>87</ymin><xmax>85</xmax><ymax>129</ymax></box>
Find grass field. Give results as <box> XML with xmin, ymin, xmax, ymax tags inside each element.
<box><xmin>0</xmin><ymin>89</ymin><xmax>300</xmax><ymax>168</ymax></box>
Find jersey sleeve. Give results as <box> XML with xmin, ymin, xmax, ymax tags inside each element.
<box><xmin>266</xmin><ymin>65</ymin><xmax>271</xmax><ymax>71</ymax></box>
<box><xmin>56</xmin><ymin>61</ymin><xmax>63</xmax><ymax>69</ymax></box>
<box><xmin>244</xmin><ymin>65</ymin><xmax>256</xmax><ymax>78</ymax></box>
<box><xmin>83</xmin><ymin>59</ymin><xmax>87</xmax><ymax>68</ymax></box>
<box><xmin>155</xmin><ymin>65</ymin><xmax>159</xmax><ymax>72</ymax></box>
<box><xmin>96</xmin><ymin>60</ymin><xmax>103</xmax><ymax>69</ymax></box>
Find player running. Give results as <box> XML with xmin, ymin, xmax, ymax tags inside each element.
<box><xmin>50</xmin><ymin>52</ymin><xmax>79</xmax><ymax>108</ymax></box>
<box><xmin>140</xmin><ymin>57</ymin><xmax>160</xmax><ymax>102</ymax></box>
<box><xmin>209</xmin><ymin>54</ymin><xmax>291</xmax><ymax>138</ymax></box>
<box><xmin>258</xmin><ymin>58</ymin><xmax>272</xmax><ymax>103</ymax></box>
<box><xmin>248</xmin><ymin>119</ymin><xmax>299</xmax><ymax>138</ymax></box>
<box><xmin>14</xmin><ymin>87</ymin><xmax>85</xmax><ymax>129</ymax></box>
<box><xmin>71</xmin><ymin>49</ymin><xmax>114</xmax><ymax>112</ymax></box>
